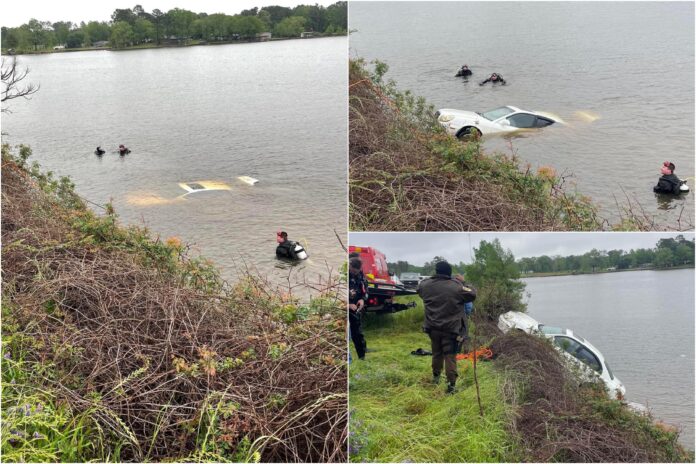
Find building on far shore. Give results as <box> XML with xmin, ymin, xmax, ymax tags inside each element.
<box><xmin>256</xmin><ymin>32</ymin><xmax>272</xmax><ymax>41</ymax></box>
<box><xmin>93</xmin><ymin>41</ymin><xmax>109</xmax><ymax>48</ymax></box>
<box><xmin>300</xmin><ymin>31</ymin><xmax>316</xmax><ymax>38</ymax></box>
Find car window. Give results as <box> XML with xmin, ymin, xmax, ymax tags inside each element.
<box><xmin>506</xmin><ymin>113</ymin><xmax>538</xmax><ymax>128</ymax></box>
<box><xmin>605</xmin><ymin>361</ymin><xmax>615</xmax><ymax>380</ymax></box>
<box><xmin>535</xmin><ymin>117</ymin><xmax>554</xmax><ymax>128</ymax></box>
<box><xmin>553</xmin><ymin>336</ymin><xmax>581</xmax><ymax>354</ymax></box>
<box><xmin>574</xmin><ymin>346</ymin><xmax>602</xmax><ymax>373</ymax></box>
<box><xmin>540</xmin><ymin>325</ymin><xmax>564</xmax><ymax>335</ymax></box>
<box><xmin>482</xmin><ymin>107</ymin><xmax>514</xmax><ymax>121</ymax></box>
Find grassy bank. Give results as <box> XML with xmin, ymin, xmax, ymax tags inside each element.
<box><xmin>349</xmin><ymin>297</ymin><xmax>692</xmax><ymax>462</ymax></box>
<box><xmin>349</xmin><ymin>58</ymin><xmax>685</xmax><ymax>231</ymax></box>
<box><xmin>1</xmin><ymin>144</ymin><xmax>347</xmax><ymax>462</ymax></box>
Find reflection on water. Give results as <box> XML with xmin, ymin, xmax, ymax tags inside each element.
<box><xmin>350</xmin><ymin>2</ymin><xmax>694</xmax><ymax>225</ymax></box>
<box><xmin>3</xmin><ymin>38</ymin><xmax>348</xmax><ymax>292</ymax></box>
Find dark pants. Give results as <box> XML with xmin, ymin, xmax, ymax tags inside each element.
<box><xmin>429</xmin><ymin>329</ymin><xmax>459</xmax><ymax>384</ymax></box>
<box><xmin>349</xmin><ymin>310</ymin><xmax>366</xmax><ymax>359</ymax></box>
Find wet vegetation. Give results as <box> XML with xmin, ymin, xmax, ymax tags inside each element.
<box><xmin>1</xmin><ymin>143</ymin><xmax>347</xmax><ymax>462</ymax></box>
<box><xmin>349</xmin><ymin>58</ymin><xmax>691</xmax><ymax>231</ymax></box>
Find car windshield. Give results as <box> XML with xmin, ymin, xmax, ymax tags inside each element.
<box><xmin>481</xmin><ymin>107</ymin><xmax>514</xmax><ymax>121</ymax></box>
<box><xmin>540</xmin><ymin>325</ymin><xmax>564</xmax><ymax>335</ymax></box>
<box><xmin>401</xmin><ymin>273</ymin><xmax>419</xmax><ymax>280</ymax></box>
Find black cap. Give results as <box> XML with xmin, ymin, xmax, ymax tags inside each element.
<box><xmin>350</xmin><ymin>257</ymin><xmax>362</xmax><ymax>270</ymax></box>
<box><xmin>435</xmin><ymin>261</ymin><xmax>452</xmax><ymax>276</ymax></box>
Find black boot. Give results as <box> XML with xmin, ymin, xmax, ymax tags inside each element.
<box><xmin>446</xmin><ymin>381</ymin><xmax>456</xmax><ymax>394</ymax></box>
<box><xmin>432</xmin><ymin>374</ymin><xmax>441</xmax><ymax>385</ymax></box>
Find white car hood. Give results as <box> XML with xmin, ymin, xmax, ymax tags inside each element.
<box><xmin>439</xmin><ymin>109</ymin><xmax>482</xmax><ymax>120</ymax></box>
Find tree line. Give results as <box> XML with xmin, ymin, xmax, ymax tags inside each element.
<box><xmin>517</xmin><ymin>236</ymin><xmax>694</xmax><ymax>274</ymax></box>
<box><xmin>1</xmin><ymin>2</ymin><xmax>347</xmax><ymax>51</ymax></box>
<box><xmin>387</xmin><ymin>235</ymin><xmax>695</xmax><ymax>280</ymax></box>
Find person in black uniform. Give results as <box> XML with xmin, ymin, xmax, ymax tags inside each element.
<box><xmin>653</xmin><ymin>161</ymin><xmax>683</xmax><ymax>195</ymax></box>
<box><xmin>95</xmin><ymin>146</ymin><xmax>105</xmax><ymax>155</ymax></box>
<box><xmin>479</xmin><ymin>72</ymin><xmax>506</xmax><ymax>86</ymax></box>
<box><xmin>276</xmin><ymin>231</ymin><xmax>299</xmax><ymax>259</ymax></box>
<box><xmin>349</xmin><ymin>257</ymin><xmax>368</xmax><ymax>360</ymax></box>
<box><xmin>455</xmin><ymin>64</ymin><xmax>472</xmax><ymax>77</ymax></box>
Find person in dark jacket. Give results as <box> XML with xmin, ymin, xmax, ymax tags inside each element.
<box><xmin>479</xmin><ymin>72</ymin><xmax>506</xmax><ymax>86</ymax></box>
<box><xmin>418</xmin><ymin>261</ymin><xmax>476</xmax><ymax>393</ymax></box>
<box><xmin>276</xmin><ymin>231</ymin><xmax>298</xmax><ymax>259</ymax></box>
<box><xmin>455</xmin><ymin>65</ymin><xmax>472</xmax><ymax>77</ymax></box>
<box><xmin>349</xmin><ymin>257</ymin><xmax>368</xmax><ymax>360</ymax></box>
<box><xmin>95</xmin><ymin>146</ymin><xmax>105</xmax><ymax>155</ymax></box>
<box><xmin>653</xmin><ymin>161</ymin><xmax>683</xmax><ymax>195</ymax></box>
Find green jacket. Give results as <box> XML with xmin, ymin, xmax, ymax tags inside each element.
<box><xmin>418</xmin><ymin>274</ymin><xmax>477</xmax><ymax>335</ymax></box>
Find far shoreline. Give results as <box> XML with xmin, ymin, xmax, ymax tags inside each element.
<box><xmin>1</xmin><ymin>34</ymin><xmax>346</xmax><ymax>57</ymax></box>
<box><xmin>521</xmin><ymin>265</ymin><xmax>693</xmax><ymax>278</ymax></box>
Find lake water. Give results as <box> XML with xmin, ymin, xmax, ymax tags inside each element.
<box><xmin>350</xmin><ymin>2</ymin><xmax>695</xmax><ymax>227</ymax></box>
<box><xmin>523</xmin><ymin>269</ymin><xmax>694</xmax><ymax>448</ymax></box>
<box><xmin>2</xmin><ymin>38</ymin><xmax>347</xmax><ymax>292</ymax></box>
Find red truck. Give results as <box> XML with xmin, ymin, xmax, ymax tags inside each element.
<box><xmin>349</xmin><ymin>245</ymin><xmax>417</xmax><ymax>314</ymax></box>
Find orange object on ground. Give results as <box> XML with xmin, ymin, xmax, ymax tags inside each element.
<box><xmin>456</xmin><ymin>347</ymin><xmax>493</xmax><ymax>362</ymax></box>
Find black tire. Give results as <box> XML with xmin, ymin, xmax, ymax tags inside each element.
<box><xmin>457</xmin><ymin>126</ymin><xmax>481</xmax><ymax>140</ymax></box>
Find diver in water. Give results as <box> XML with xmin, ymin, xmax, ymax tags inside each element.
<box><xmin>95</xmin><ymin>146</ymin><xmax>105</xmax><ymax>155</ymax></box>
<box><xmin>276</xmin><ymin>231</ymin><xmax>308</xmax><ymax>260</ymax></box>
<box><xmin>653</xmin><ymin>161</ymin><xmax>685</xmax><ymax>195</ymax></box>
<box><xmin>455</xmin><ymin>65</ymin><xmax>472</xmax><ymax>77</ymax></box>
<box><xmin>118</xmin><ymin>144</ymin><xmax>130</xmax><ymax>155</ymax></box>
<box><xmin>479</xmin><ymin>73</ymin><xmax>506</xmax><ymax>86</ymax></box>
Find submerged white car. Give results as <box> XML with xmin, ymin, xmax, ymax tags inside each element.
<box><xmin>437</xmin><ymin>106</ymin><xmax>563</xmax><ymax>139</ymax></box>
<box><xmin>498</xmin><ymin>311</ymin><xmax>626</xmax><ymax>400</ymax></box>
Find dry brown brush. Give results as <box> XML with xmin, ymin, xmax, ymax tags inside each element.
<box><xmin>1</xmin><ymin>154</ymin><xmax>347</xmax><ymax>462</ymax></box>
<box><xmin>491</xmin><ymin>332</ymin><xmax>689</xmax><ymax>462</ymax></box>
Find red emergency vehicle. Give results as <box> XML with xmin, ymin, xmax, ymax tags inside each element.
<box><xmin>349</xmin><ymin>245</ymin><xmax>417</xmax><ymax>313</ymax></box>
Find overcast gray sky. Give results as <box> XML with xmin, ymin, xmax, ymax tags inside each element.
<box><xmin>2</xmin><ymin>1</ymin><xmax>337</xmax><ymax>27</ymax></box>
<box><xmin>349</xmin><ymin>232</ymin><xmax>695</xmax><ymax>265</ymax></box>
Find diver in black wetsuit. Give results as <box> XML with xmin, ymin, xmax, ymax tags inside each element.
<box><xmin>455</xmin><ymin>65</ymin><xmax>472</xmax><ymax>77</ymax></box>
<box><xmin>653</xmin><ymin>161</ymin><xmax>684</xmax><ymax>195</ymax></box>
<box><xmin>95</xmin><ymin>146</ymin><xmax>105</xmax><ymax>155</ymax></box>
<box><xmin>118</xmin><ymin>144</ymin><xmax>130</xmax><ymax>155</ymax></box>
<box><xmin>276</xmin><ymin>231</ymin><xmax>299</xmax><ymax>260</ymax></box>
<box><xmin>479</xmin><ymin>73</ymin><xmax>506</xmax><ymax>85</ymax></box>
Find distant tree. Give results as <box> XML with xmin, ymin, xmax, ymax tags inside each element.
<box><xmin>465</xmin><ymin>239</ymin><xmax>526</xmax><ymax>319</ymax></box>
<box><xmin>2</xmin><ymin>56</ymin><xmax>40</xmax><ymax>112</ymax></box>
<box><xmin>111</xmin><ymin>8</ymin><xmax>137</xmax><ymax>25</ymax></box>
<box><xmin>84</xmin><ymin>21</ymin><xmax>111</xmax><ymax>43</ymax></box>
<box><xmin>133</xmin><ymin>18</ymin><xmax>155</xmax><ymax>43</ymax></box>
<box><xmin>151</xmin><ymin>9</ymin><xmax>164</xmax><ymax>44</ymax></box>
<box><xmin>164</xmin><ymin>8</ymin><xmax>197</xmax><ymax>38</ymax></box>
<box><xmin>26</xmin><ymin>19</ymin><xmax>49</xmax><ymax>50</ymax></box>
<box><xmin>240</xmin><ymin>7</ymin><xmax>259</xmax><ymax>16</ymax></box>
<box><xmin>261</xmin><ymin>6</ymin><xmax>293</xmax><ymax>25</ymax></box>
<box><xmin>274</xmin><ymin>15</ymin><xmax>306</xmax><ymax>37</ymax></box>
<box><xmin>110</xmin><ymin>21</ymin><xmax>134</xmax><ymax>48</ymax></box>
<box><xmin>65</xmin><ymin>30</ymin><xmax>85</xmax><ymax>48</ymax></box>
<box><xmin>654</xmin><ymin>248</ymin><xmax>674</xmax><ymax>268</ymax></box>
<box><xmin>52</xmin><ymin>21</ymin><xmax>72</xmax><ymax>45</ymax></box>
<box><xmin>326</xmin><ymin>1</ymin><xmax>347</xmax><ymax>30</ymax></box>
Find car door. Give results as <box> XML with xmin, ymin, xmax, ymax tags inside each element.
<box><xmin>553</xmin><ymin>336</ymin><xmax>602</xmax><ymax>379</ymax></box>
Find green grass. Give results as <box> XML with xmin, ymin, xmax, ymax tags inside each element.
<box><xmin>349</xmin><ymin>305</ymin><xmax>519</xmax><ymax>462</ymax></box>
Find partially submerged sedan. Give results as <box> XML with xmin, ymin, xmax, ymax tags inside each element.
<box><xmin>498</xmin><ymin>311</ymin><xmax>626</xmax><ymax>400</ymax></box>
<box><xmin>437</xmin><ymin>106</ymin><xmax>563</xmax><ymax>139</ymax></box>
